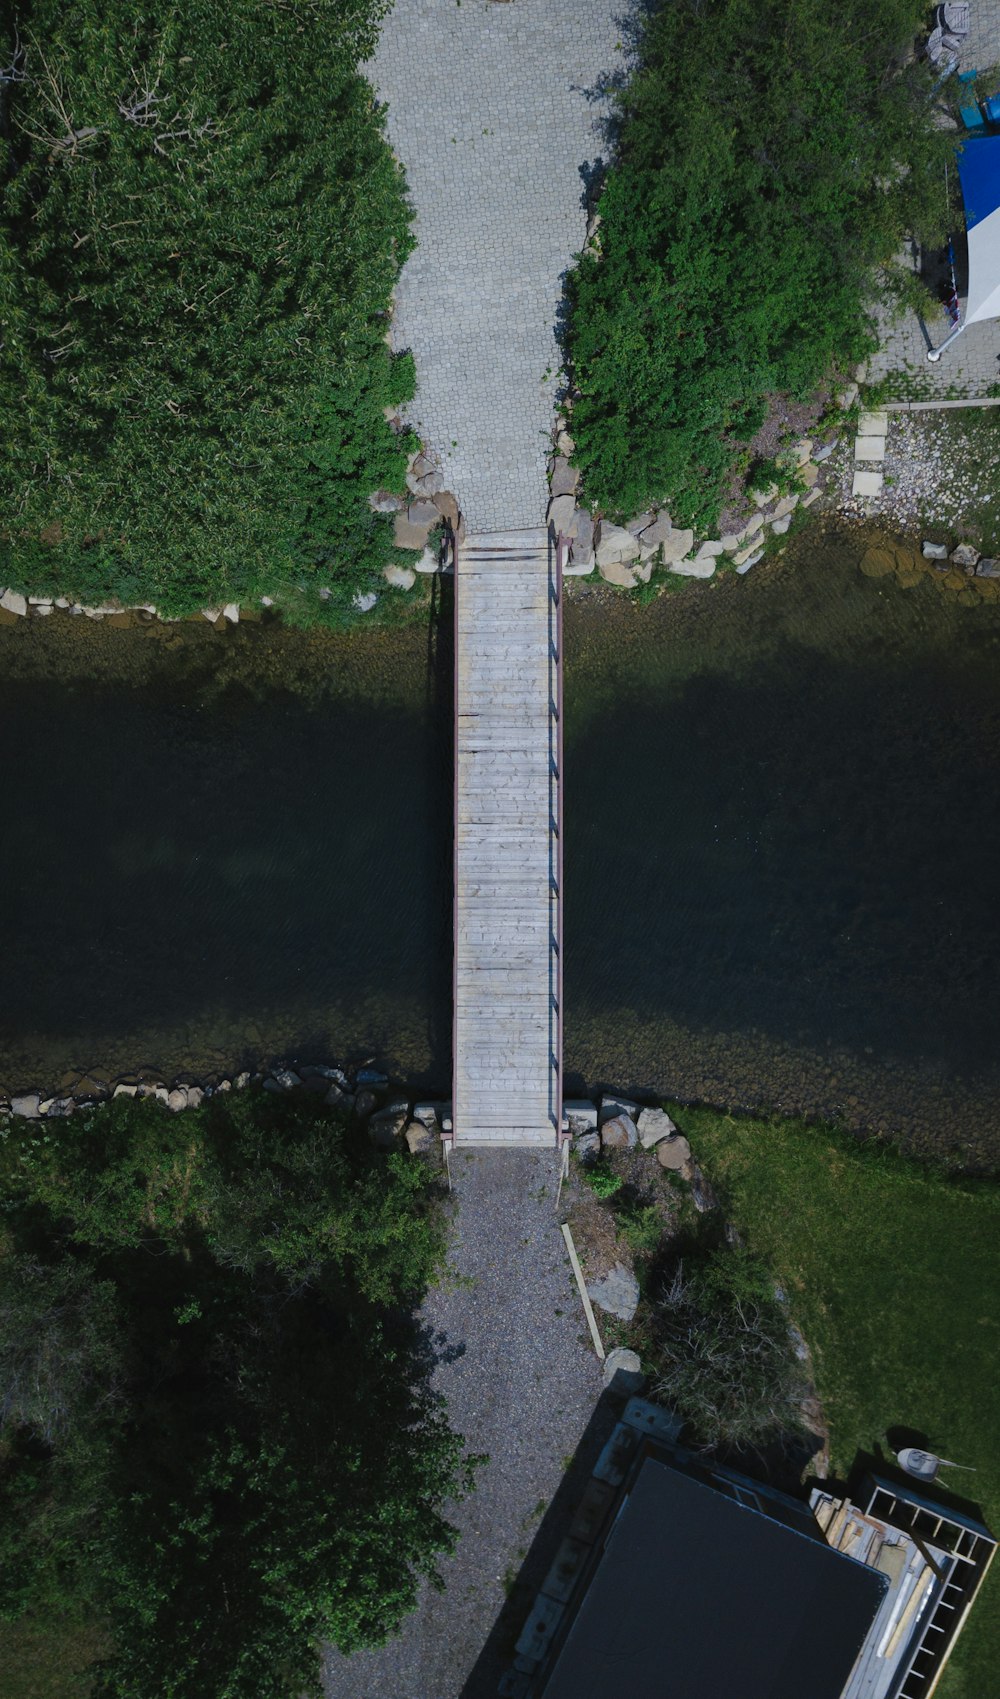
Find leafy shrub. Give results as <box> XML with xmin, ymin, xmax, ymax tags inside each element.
<box><xmin>0</xmin><ymin>1</ymin><xmax>414</xmax><ymax>620</ymax></box>
<box><xmin>649</xmin><ymin>1244</ymin><xmax>807</xmax><ymax>1451</ymax></box>
<box><xmin>566</xmin><ymin>0</ymin><xmax>953</xmax><ymax>532</ymax></box>
<box><xmin>584</xmin><ymin>1164</ymin><xmax>624</xmax><ymax>1199</ymax></box>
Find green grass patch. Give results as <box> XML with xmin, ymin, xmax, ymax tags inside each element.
<box><xmin>670</xmin><ymin>1104</ymin><xmax>1000</xmax><ymax>1698</ymax></box>
<box><xmin>0</xmin><ymin>1617</ymin><xmax>108</xmax><ymax>1699</ymax></box>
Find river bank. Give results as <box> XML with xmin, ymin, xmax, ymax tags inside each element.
<box><xmin>1</xmin><ymin>523</ymin><xmax>999</xmax><ymax>1165</ymax></box>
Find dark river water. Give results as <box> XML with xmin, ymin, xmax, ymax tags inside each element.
<box><xmin>2</xmin><ymin>524</ymin><xmax>999</xmax><ymax>1165</ymax></box>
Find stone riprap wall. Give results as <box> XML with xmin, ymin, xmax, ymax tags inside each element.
<box><xmin>3</xmin><ymin>1061</ymin><xmax>447</xmax><ymax>1154</ymax></box>
<box><xmin>547</xmin><ymin>403</ymin><xmax>857</xmax><ymax>586</ymax></box>
<box><xmin>365</xmin><ymin>0</ymin><xmax>626</xmax><ymax>533</ymax></box>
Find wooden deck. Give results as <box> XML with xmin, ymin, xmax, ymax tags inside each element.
<box><xmin>452</xmin><ymin>528</ymin><xmax>562</xmax><ymax>1145</ymax></box>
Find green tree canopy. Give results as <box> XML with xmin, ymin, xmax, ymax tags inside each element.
<box><xmin>567</xmin><ymin>0</ymin><xmax>954</xmax><ymax>530</ymax></box>
<box><xmin>0</xmin><ymin>1093</ymin><xmax>467</xmax><ymax>1697</ymax></box>
<box><xmin>0</xmin><ymin>0</ymin><xmax>415</xmax><ymax>617</ymax></box>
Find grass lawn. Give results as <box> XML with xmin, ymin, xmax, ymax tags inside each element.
<box><xmin>0</xmin><ymin>1618</ymin><xmax>107</xmax><ymax>1698</ymax></box>
<box><xmin>670</xmin><ymin>1105</ymin><xmax>1000</xmax><ymax>1699</ymax></box>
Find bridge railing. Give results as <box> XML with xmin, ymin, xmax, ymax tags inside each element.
<box><xmin>554</xmin><ymin>528</ymin><xmax>567</xmax><ymax>1147</ymax></box>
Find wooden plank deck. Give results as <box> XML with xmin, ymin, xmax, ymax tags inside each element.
<box><xmin>453</xmin><ymin>528</ymin><xmax>562</xmax><ymax>1145</ymax></box>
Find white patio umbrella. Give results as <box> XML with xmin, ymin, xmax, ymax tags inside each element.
<box><xmin>928</xmin><ymin>134</ymin><xmax>1000</xmax><ymax>359</ymax></box>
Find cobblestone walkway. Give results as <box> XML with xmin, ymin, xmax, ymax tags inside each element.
<box><xmin>365</xmin><ymin>0</ymin><xmax>627</xmax><ymax>532</ymax></box>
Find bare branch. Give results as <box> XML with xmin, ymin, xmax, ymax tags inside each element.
<box><xmin>1</xmin><ymin>28</ymin><xmax>29</xmax><ymax>86</ymax></box>
<box><xmin>15</xmin><ymin>36</ymin><xmax>103</xmax><ymax>158</ymax></box>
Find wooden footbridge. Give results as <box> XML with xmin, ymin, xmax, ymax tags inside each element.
<box><xmin>451</xmin><ymin>528</ymin><xmax>565</xmax><ymax>1146</ymax></box>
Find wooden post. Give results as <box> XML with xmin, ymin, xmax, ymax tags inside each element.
<box><xmin>561</xmin><ymin>1221</ymin><xmax>605</xmax><ymax>1361</ymax></box>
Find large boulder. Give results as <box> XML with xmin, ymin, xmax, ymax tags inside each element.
<box><xmin>407</xmin><ymin>498</ymin><xmax>439</xmax><ymax>528</ymax></box>
<box><xmin>0</xmin><ymin>589</ymin><xmax>27</xmax><ymax>616</ymax></box>
<box><xmin>271</xmin><ymin>1069</ymin><xmax>302</xmax><ymax>1091</ymax></box>
<box><xmin>951</xmin><ymin>543</ymin><xmax>980</xmax><ymax>570</ymax></box>
<box><xmin>432</xmin><ymin>490</ymin><xmax>460</xmax><ymax>528</ymax></box>
<box><xmin>602</xmin><ymin>1346</ymin><xmax>645</xmax><ymax>1393</ymax></box>
<box><xmin>393</xmin><ymin>512</ymin><xmax>433</xmax><ymax>551</ymax></box>
<box><xmin>565</xmin><ymin>1098</ymin><xmax>598</xmax><ymax>1131</ymax></box>
<box><xmin>369</xmin><ymin>490</ymin><xmax>404</xmax><ymax>513</ymax></box>
<box><xmin>11</xmin><ymin>1092</ymin><xmax>40</xmax><ymax>1118</ymax></box>
<box><xmin>369</xmin><ymin>1109</ymin><xmax>406</xmax><ymax>1150</ymax></box>
<box><xmin>596</xmin><ymin>522</ymin><xmax>641</xmax><ymax>567</ymax></box>
<box><xmin>567</xmin><ymin>509</ymin><xmax>594</xmax><ymax>569</ymax></box>
<box><xmin>547</xmin><ymin>493</ymin><xmax>576</xmax><ymax>532</ymax></box>
<box><xmin>638</xmin><ymin>513</ymin><xmax>673</xmax><ymax>548</ymax></box>
<box><xmin>976</xmin><ymin>558</ymin><xmax>1000</xmax><ymax>578</ymax></box>
<box><xmin>383</xmin><ymin>563</ymin><xmax>416</xmax><ymax>590</ymax></box>
<box><xmin>599</xmin><ymin>558</ymin><xmax>639</xmax><ymax>588</ymax></box>
<box><xmin>600</xmin><ymin>1113</ymin><xmax>638</xmax><ymax>1150</ymax></box>
<box><xmin>600</xmin><ymin>1095</ymin><xmax>638</xmax><ymax>1126</ymax></box>
<box><xmin>659</xmin><ymin>528</ymin><xmax>695</xmax><ymax>563</ymax></box>
<box><xmin>587</xmin><ymin>1263</ymin><xmax>640</xmax><ymax>1322</ymax></box>
<box><xmin>413</xmin><ymin>546</ymin><xmax>440</xmax><ymax>574</ymax></box>
<box><xmin>404</xmin><ymin>1120</ymin><xmax>436</xmax><ymax>1155</ymax></box>
<box><xmin>669</xmin><ymin>556</ymin><xmax>716</xmax><ymax>579</ymax></box>
<box><xmin>550</xmin><ymin>457</ymin><xmax>579</xmax><ymax>498</ymax></box>
<box><xmin>656</xmin><ymin>1133</ymin><xmax>693</xmax><ymax>1172</ymax></box>
<box><xmin>626</xmin><ymin>510</ymin><xmax>655</xmax><ymax>536</ymax></box>
<box><xmin>636</xmin><ymin>1106</ymin><xmax>677</xmax><ymax>1150</ymax></box>
<box><xmin>574</xmin><ymin>1130</ymin><xmax>601</xmax><ymax>1164</ymax></box>
<box><xmin>922</xmin><ymin>541</ymin><xmax>949</xmax><ymax>560</ymax></box>
<box><xmin>406</xmin><ymin>454</ymin><xmax>444</xmax><ymax>495</ymax></box>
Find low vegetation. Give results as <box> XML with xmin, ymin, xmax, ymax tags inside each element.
<box><xmin>675</xmin><ymin>1105</ymin><xmax>1000</xmax><ymax>1698</ymax></box>
<box><xmin>649</xmin><ymin>1244</ymin><xmax>808</xmax><ymax>1453</ymax></box>
<box><xmin>0</xmin><ymin>0</ymin><xmax>414</xmax><ymax>621</ymax></box>
<box><xmin>567</xmin><ymin>0</ymin><xmax>954</xmax><ymax>532</ymax></box>
<box><xmin>0</xmin><ymin>1093</ymin><xmax>468</xmax><ymax>1698</ymax></box>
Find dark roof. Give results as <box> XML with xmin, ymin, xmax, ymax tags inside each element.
<box><xmin>540</xmin><ymin>1454</ymin><xmax>887</xmax><ymax>1699</ymax></box>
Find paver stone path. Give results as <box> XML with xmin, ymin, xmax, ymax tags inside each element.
<box><xmin>365</xmin><ymin>0</ymin><xmax>627</xmax><ymax>532</ymax></box>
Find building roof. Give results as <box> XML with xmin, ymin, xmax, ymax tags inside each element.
<box><xmin>540</xmin><ymin>1453</ymin><xmax>888</xmax><ymax>1699</ymax></box>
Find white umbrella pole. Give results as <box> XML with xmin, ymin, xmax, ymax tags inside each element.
<box><xmin>928</xmin><ymin>319</ymin><xmax>967</xmax><ymax>360</ymax></box>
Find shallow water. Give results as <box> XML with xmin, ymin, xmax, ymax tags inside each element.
<box><xmin>1</xmin><ymin>527</ymin><xmax>999</xmax><ymax>1163</ymax></box>
<box><xmin>564</xmin><ymin>526</ymin><xmax>1000</xmax><ymax>1166</ymax></box>
<box><xmin>0</xmin><ymin>601</ymin><xmax>454</xmax><ymax>1094</ymax></box>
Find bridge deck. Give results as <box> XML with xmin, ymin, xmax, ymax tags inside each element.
<box><xmin>453</xmin><ymin>529</ymin><xmax>562</xmax><ymax>1145</ymax></box>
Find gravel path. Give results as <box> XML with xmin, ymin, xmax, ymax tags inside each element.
<box><xmin>365</xmin><ymin>0</ymin><xmax>627</xmax><ymax>532</ymax></box>
<box><xmin>322</xmin><ymin>1149</ymin><xmax>603</xmax><ymax>1699</ymax></box>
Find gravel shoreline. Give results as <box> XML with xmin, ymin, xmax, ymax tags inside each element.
<box><xmin>322</xmin><ymin>1149</ymin><xmax>603</xmax><ymax>1699</ymax></box>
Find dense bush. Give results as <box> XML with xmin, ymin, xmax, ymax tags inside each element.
<box><xmin>0</xmin><ymin>0</ymin><xmax>415</xmax><ymax>619</ymax></box>
<box><xmin>0</xmin><ymin>1093</ymin><xmax>467</xmax><ymax>1697</ymax></box>
<box><xmin>567</xmin><ymin>0</ymin><xmax>954</xmax><ymax>530</ymax></box>
<box><xmin>650</xmin><ymin>1245</ymin><xmax>807</xmax><ymax>1451</ymax></box>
